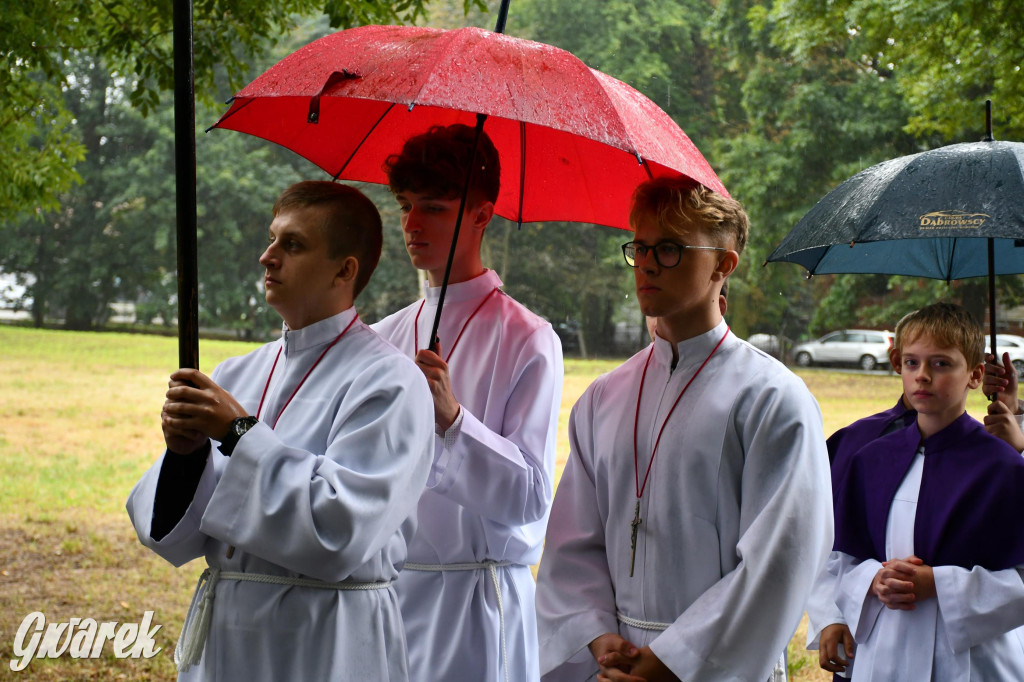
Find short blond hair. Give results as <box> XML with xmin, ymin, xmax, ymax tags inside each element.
<box><xmin>629</xmin><ymin>177</ymin><xmax>749</xmax><ymax>254</ymax></box>
<box><xmin>894</xmin><ymin>303</ymin><xmax>984</xmax><ymax>367</ymax></box>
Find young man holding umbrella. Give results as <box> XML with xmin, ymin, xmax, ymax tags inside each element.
<box><xmin>535</xmin><ymin>176</ymin><xmax>832</xmax><ymax>681</ymax></box>
<box><xmin>372</xmin><ymin>124</ymin><xmax>563</xmax><ymax>682</ymax></box>
<box><xmin>127</xmin><ymin>181</ymin><xmax>434</xmax><ymax>680</ymax></box>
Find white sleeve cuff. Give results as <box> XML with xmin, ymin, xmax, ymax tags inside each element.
<box><xmin>435</xmin><ymin>407</ymin><xmax>464</xmax><ymax>450</ymax></box>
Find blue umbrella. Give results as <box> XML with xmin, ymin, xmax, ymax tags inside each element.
<box><xmin>767</xmin><ymin>104</ymin><xmax>1024</xmax><ymax>357</ymax></box>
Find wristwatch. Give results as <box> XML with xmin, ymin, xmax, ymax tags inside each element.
<box><xmin>219</xmin><ymin>416</ymin><xmax>258</xmax><ymax>456</ymax></box>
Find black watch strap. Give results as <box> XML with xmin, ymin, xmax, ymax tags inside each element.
<box><xmin>220</xmin><ymin>416</ymin><xmax>259</xmax><ymax>456</ymax></box>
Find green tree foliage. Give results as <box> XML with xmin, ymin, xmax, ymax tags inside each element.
<box><xmin>771</xmin><ymin>0</ymin><xmax>1024</xmax><ymax>140</ymax></box>
<box><xmin>0</xmin><ymin>6</ymin><xmax>87</xmax><ymax>215</ymax></box>
<box><xmin>706</xmin><ymin>0</ymin><xmax>920</xmax><ymax>341</ymax></box>
<box><xmin>0</xmin><ymin>0</ymin><xmax>480</xmax><ymax>219</ymax></box>
<box><xmin>0</xmin><ymin>54</ymin><xmax>169</xmax><ymax>329</ymax></box>
<box><xmin>518</xmin><ymin>0</ymin><xmax>716</xmax><ymax>142</ymax></box>
<box><xmin>0</xmin><ymin>3</ymin><xmax>468</xmax><ymax>332</ymax></box>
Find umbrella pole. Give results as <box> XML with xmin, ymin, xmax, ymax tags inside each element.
<box><xmin>986</xmin><ymin>236</ymin><xmax>998</xmax><ymax>402</ymax></box>
<box><xmin>427</xmin><ymin>0</ymin><xmax>520</xmax><ymax>343</ymax></box>
<box><xmin>985</xmin><ymin>102</ymin><xmax>996</xmax><ymax>366</ymax></box>
<box><xmin>426</xmin><ymin>113</ymin><xmax>488</xmax><ymax>352</ymax></box>
<box><xmin>494</xmin><ymin>0</ymin><xmax>510</xmax><ymax>33</ymax></box>
<box><xmin>988</xmin><ymin>237</ymin><xmax>997</xmax><ymax>359</ymax></box>
<box><xmin>173</xmin><ymin>0</ymin><xmax>199</xmax><ymax>370</ymax></box>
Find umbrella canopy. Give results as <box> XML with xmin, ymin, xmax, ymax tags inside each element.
<box><xmin>209</xmin><ymin>24</ymin><xmax>727</xmax><ymax>232</ymax></box>
<box><xmin>767</xmin><ymin>134</ymin><xmax>1024</xmax><ymax>356</ymax></box>
<box><xmin>767</xmin><ymin>140</ymin><xmax>1024</xmax><ymax>280</ymax></box>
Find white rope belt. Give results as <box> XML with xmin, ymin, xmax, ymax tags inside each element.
<box><xmin>175</xmin><ymin>566</ymin><xmax>391</xmax><ymax>672</ymax></box>
<box><xmin>404</xmin><ymin>560</ymin><xmax>512</xmax><ymax>682</ymax></box>
<box><xmin>616</xmin><ymin>612</ymin><xmax>671</xmax><ymax>632</ymax></box>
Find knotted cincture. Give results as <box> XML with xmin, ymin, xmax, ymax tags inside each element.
<box><xmin>175</xmin><ymin>567</ymin><xmax>219</xmax><ymax>671</ymax></box>
<box><xmin>174</xmin><ymin>566</ymin><xmax>392</xmax><ymax>672</ymax></box>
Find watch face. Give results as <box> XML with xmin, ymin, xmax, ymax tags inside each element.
<box><xmin>234</xmin><ymin>416</ymin><xmax>257</xmax><ymax>437</ymax></box>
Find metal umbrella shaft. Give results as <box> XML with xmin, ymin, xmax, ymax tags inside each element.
<box><xmin>989</xmin><ymin>237</ymin><xmax>997</xmax><ymax>359</ymax></box>
<box><xmin>427</xmin><ymin>113</ymin><xmax>487</xmax><ymax>351</ymax></box>
<box><xmin>425</xmin><ymin>0</ymin><xmax>509</xmax><ymax>351</ymax></box>
<box><xmin>984</xmin><ymin>100</ymin><xmax>997</xmax><ymax>360</ymax></box>
<box><xmin>174</xmin><ymin>0</ymin><xmax>199</xmax><ymax>370</ymax></box>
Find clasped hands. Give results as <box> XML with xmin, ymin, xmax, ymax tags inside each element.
<box><xmin>589</xmin><ymin>633</ymin><xmax>679</xmax><ymax>682</ymax></box>
<box><xmin>870</xmin><ymin>555</ymin><xmax>936</xmax><ymax>610</ymax></box>
<box><xmin>161</xmin><ymin>368</ymin><xmax>248</xmax><ymax>455</ymax></box>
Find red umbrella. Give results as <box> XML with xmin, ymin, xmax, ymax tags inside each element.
<box><xmin>210</xmin><ymin>24</ymin><xmax>727</xmax><ymax>230</ymax></box>
<box><xmin>210</xmin><ymin>23</ymin><xmax>727</xmax><ymax>346</ymax></box>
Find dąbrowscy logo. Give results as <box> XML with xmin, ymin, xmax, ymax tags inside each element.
<box><xmin>918</xmin><ymin>211</ymin><xmax>989</xmax><ymax>229</ymax></box>
<box><xmin>9</xmin><ymin>611</ymin><xmax>162</xmax><ymax>672</ymax></box>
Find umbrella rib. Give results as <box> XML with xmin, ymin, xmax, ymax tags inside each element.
<box><xmin>205</xmin><ymin>98</ymin><xmax>254</xmax><ymax>133</ymax></box>
<box><xmin>584</xmin><ymin>70</ymin><xmax>644</xmax><ymax>158</ymax></box>
<box><xmin>332</xmin><ymin>102</ymin><xmax>397</xmax><ymax>180</ymax></box>
<box><xmin>946</xmin><ymin>237</ymin><xmax>957</xmax><ymax>284</ymax></box>
<box><xmin>517</xmin><ymin>121</ymin><xmax>525</xmax><ymax>229</ymax></box>
<box><xmin>412</xmin><ymin>30</ymin><xmax>475</xmax><ymax>106</ymax></box>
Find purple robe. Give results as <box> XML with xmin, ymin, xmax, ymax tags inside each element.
<box><xmin>826</xmin><ymin>398</ymin><xmax>914</xmax><ymax>467</ymax></box>
<box><xmin>833</xmin><ymin>412</ymin><xmax>1024</xmax><ymax>570</ymax></box>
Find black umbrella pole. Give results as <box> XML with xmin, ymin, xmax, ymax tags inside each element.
<box><xmin>174</xmin><ymin>0</ymin><xmax>199</xmax><ymax>370</ymax></box>
<box><xmin>984</xmin><ymin>105</ymin><xmax>997</xmax><ymax>400</ymax></box>
<box><xmin>494</xmin><ymin>0</ymin><xmax>510</xmax><ymax>33</ymax></box>
<box><xmin>989</xmin><ymin>237</ymin><xmax>997</xmax><ymax>360</ymax></box>
<box><xmin>427</xmin><ymin>113</ymin><xmax>487</xmax><ymax>352</ymax></box>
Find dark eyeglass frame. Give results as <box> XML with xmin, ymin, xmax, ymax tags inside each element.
<box><xmin>621</xmin><ymin>240</ymin><xmax>726</xmax><ymax>268</ymax></box>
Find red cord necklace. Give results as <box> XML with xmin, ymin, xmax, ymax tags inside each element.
<box><xmin>629</xmin><ymin>325</ymin><xmax>730</xmax><ymax>576</ymax></box>
<box><xmin>256</xmin><ymin>314</ymin><xmax>359</xmax><ymax>429</ymax></box>
<box><xmin>414</xmin><ymin>287</ymin><xmax>500</xmax><ymax>359</ymax></box>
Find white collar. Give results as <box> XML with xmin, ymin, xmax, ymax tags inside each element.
<box><xmin>280</xmin><ymin>307</ymin><xmax>358</xmax><ymax>354</ymax></box>
<box><xmin>423</xmin><ymin>269</ymin><xmax>503</xmax><ymax>305</ymax></box>
<box><xmin>651</xmin><ymin>319</ymin><xmax>730</xmax><ymax>371</ymax></box>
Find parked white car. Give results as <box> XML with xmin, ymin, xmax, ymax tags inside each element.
<box><xmin>747</xmin><ymin>333</ymin><xmax>782</xmax><ymax>358</ymax></box>
<box><xmin>793</xmin><ymin>329</ymin><xmax>894</xmax><ymax>371</ymax></box>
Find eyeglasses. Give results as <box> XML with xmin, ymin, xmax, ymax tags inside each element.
<box><xmin>621</xmin><ymin>240</ymin><xmax>725</xmax><ymax>268</ymax></box>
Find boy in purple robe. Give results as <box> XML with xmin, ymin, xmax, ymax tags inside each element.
<box><xmin>830</xmin><ymin>303</ymin><xmax>1024</xmax><ymax>680</ymax></box>
<box><xmin>814</xmin><ymin>352</ymin><xmax>1024</xmax><ymax>677</ymax></box>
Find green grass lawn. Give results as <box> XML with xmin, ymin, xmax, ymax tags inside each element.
<box><xmin>0</xmin><ymin>326</ymin><xmax>994</xmax><ymax>680</ymax></box>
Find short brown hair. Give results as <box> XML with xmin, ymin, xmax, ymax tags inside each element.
<box><xmin>384</xmin><ymin>124</ymin><xmax>501</xmax><ymax>205</ymax></box>
<box><xmin>273</xmin><ymin>181</ymin><xmax>382</xmax><ymax>297</ymax></box>
<box><xmin>630</xmin><ymin>177</ymin><xmax>749</xmax><ymax>254</ymax></box>
<box><xmin>894</xmin><ymin>302</ymin><xmax>984</xmax><ymax>366</ymax></box>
